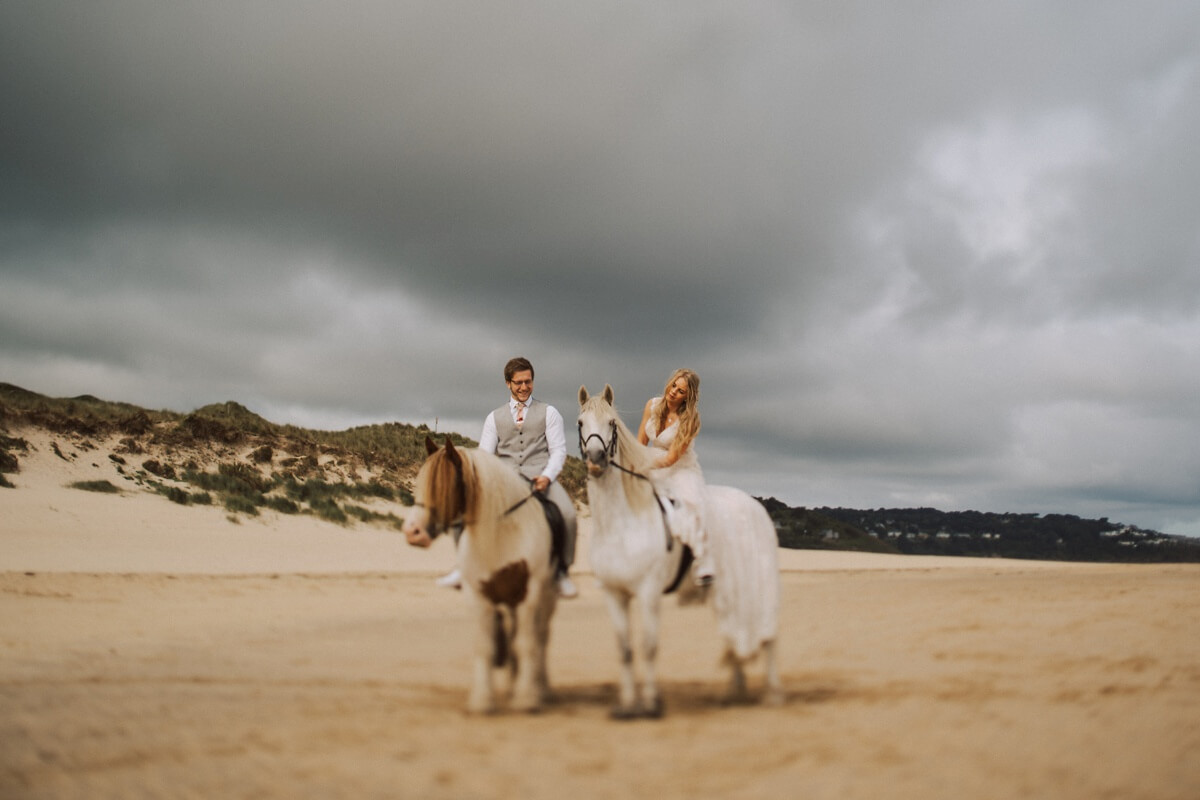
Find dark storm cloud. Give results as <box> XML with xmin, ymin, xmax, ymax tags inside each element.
<box><xmin>2</xmin><ymin>1</ymin><xmax>1200</xmax><ymax>534</ymax></box>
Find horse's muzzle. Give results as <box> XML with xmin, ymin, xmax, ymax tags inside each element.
<box><xmin>581</xmin><ymin>443</ymin><xmax>610</xmax><ymax>475</ymax></box>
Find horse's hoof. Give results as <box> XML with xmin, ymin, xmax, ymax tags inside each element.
<box><xmin>466</xmin><ymin>697</ymin><xmax>497</xmax><ymax>715</ymax></box>
<box><xmin>466</xmin><ymin>705</ymin><xmax>497</xmax><ymax>716</ymax></box>
<box><xmin>641</xmin><ymin>697</ymin><xmax>665</xmax><ymax>719</ymax></box>
<box><xmin>763</xmin><ymin>689</ymin><xmax>786</xmax><ymax>708</ymax></box>
<box><xmin>609</xmin><ymin>705</ymin><xmax>641</xmax><ymax>721</ymax></box>
<box><xmin>511</xmin><ymin>695</ymin><xmax>543</xmax><ymax>714</ymax></box>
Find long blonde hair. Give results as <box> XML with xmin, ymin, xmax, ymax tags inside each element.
<box><xmin>654</xmin><ymin>368</ymin><xmax>701</xmax><ymax>458</ymax></box>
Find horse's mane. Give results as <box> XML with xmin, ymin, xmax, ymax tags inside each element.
<box><xmin>421</xmin><ymin>447</ymin><xmax>468</xmax><ymax>528</ymax></box>
<box><xmin>460</xmin><ymin>448</ymin><xmax>531</xmax><ymax>529</ymax></box>
<box><xmin>422</xmin><ymin>445</ymin><xmax>530</xmax><ymax>531</ymax></box>
<box><xmin>580</xmin><ymin>395</ymin><xmax>658</xmax><ymax>512</ymax></box>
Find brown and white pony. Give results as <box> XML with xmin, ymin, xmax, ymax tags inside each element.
<box><xmin>578</xmin><ymin>385</ymin><xmax>782</xmax><ymax>717</ymax></box>
<box><xmin>402</xmin><ymin>437</ymin><xmax>558</xmax><ymax>714</ymax></box>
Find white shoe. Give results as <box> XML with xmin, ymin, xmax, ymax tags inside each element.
<box><xmin>557</xmin><ymin>574</ymin><xmax>579</xmax><ymax>599</ymax></box>
<box><xmin>435</xmin><ymin>569</ymin><xmax>462</xmax><ymax>589</ymax></box>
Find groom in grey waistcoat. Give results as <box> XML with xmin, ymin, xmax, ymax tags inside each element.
<box><xmin>436</xmin><ymin>356</ymin><xmax>579</xmax><ymax>598</ymax></box>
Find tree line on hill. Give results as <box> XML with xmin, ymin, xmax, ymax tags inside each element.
<box><xmin>758</xmin><ymin>497</ymin><xmax>1200</xmax><ymax>563</ymax></box>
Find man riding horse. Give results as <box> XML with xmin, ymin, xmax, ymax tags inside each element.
<box><xmin>433</xmin><ymin>356</ymin><xmax>579</xmax><ymax>598</ymax></box>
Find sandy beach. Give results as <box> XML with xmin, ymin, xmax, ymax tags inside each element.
<box><xmin>3</xmin><ymin>433</ymin><xmax>1199</xmax><ymax>799</ymax></box>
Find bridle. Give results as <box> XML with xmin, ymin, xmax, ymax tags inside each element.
<box><xmin>578</xmin><ymin>418</ymin><xmax>618</xmax><ymax>463</ymax></box>
<box><xmin>578</xmin><ymin>418</ymin><xmax>644</xmax><ymax>480</ymax></box>
<box><xmin>410</xmin><ymin>501</ymin><xmax>462</xmax><ymax>541</ymax></box>
<box><xmin>414</xmin><ymin>488</ymin><xmax>539</xmax><ymax>541</ymax></box>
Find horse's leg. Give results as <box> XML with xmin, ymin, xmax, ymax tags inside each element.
<box><xmin>532</xmin><ymin>583</ymin><xmax>556</xmax><ymax>704</ymax></box>
<box><xmin>602</xmin><ymin>588</ymin><xmax>639</xmax><ymax>718</ymax></box>
<box><xmin>724</xmin><ymin>647</ymin><xmax>748</xmax><ymax>704</ymax></box>
<box><xmin>509</xmin><ymin>582</ymin><xmax>545</xmax><ymax>712</ymax></box>
<box><xmin>636</xmin><ymin>583</ymin><xmax>665</xmax><ymax>718</ymax></box>
<box><xmin>763</xmin><ymin>638</ymin><xmax>785</xmax><ymax>707</ymax></box>
<box><xmin>465</xmin><ymin>594</ymin><xmax>497</xmax><ymax>714</ymax></box>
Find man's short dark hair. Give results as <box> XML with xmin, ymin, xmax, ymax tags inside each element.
<box><xmin>504</xmin><ymin>357</ymin><xmax>534</xmax><ymax>382</ymax></box>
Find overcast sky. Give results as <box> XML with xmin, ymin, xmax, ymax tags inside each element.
<box><xmin>3</xmin><ymin>2</ymin><xmax>1199</xmax><ymax>535</ymax></box>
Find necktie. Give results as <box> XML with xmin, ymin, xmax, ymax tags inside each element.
<box><xmin>515</xmin><ymin>402</ymin><xmax>525</xmax><ymax>425</ymax></box>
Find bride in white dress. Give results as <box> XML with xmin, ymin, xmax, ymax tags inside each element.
<box><xmin>637</xmin><ymin>368</ymin><xmax>713</xmax><ymax>583</ymax></box>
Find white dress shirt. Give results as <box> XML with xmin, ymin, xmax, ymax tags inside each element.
<box><xmin>478</xmin><ymin>396</ymin><xmax>567</xmax><ymax>483</ymax></box>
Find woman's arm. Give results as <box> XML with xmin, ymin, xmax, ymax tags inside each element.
<box><xmin>657</xmin><ymin>446</ymin><xmax>681</xmax><ymax>468</ymax></box>
<box><xmin>657</xmin><ymin>435</ymin><xmax>691</xmax><ymax>468</ymax></box>
<box><xmin>637</xmin><ymin>398</ymin><xmax>654</xmax><ymax>446</ymax></box>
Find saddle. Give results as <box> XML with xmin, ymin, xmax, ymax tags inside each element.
<box><xmin>532</xmin><ymin>488</ymin><xmax>690</xmax><ymax>592</ymax></box>
<box><xmin>530</xmin><ymin>491</ymin><xmax>567</xmax><ymax>575</ymax></box>
<box><xmin>664</xmin><ymin>545</ymin><xmax>694</xmax><ymax>595</ymax></box>
<box><xmin>652</xmin><ymin>492</ymin><xmax>694</xmax><ymax>594</ymax></box>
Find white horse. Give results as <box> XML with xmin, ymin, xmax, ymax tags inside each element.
<box><xmin>402</xmin><ymin>437</ymin><xmax>558</xmax><ymax>714</ymax></box>
<box><xmin>578</xmin><ymin>385</ymin><xmax>783</xmax><ymax>717</ymax></box>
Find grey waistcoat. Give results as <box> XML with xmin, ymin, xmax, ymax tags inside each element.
<box><xmin>494</xmin><ymin>399</ymin><xmax>549</xmax><ymax>481</ymax></box>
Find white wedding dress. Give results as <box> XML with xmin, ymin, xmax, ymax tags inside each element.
<box><xmin>644</xmin><ymin>398</ymin><xmax>709</xmax><ymax>565</ymax></box>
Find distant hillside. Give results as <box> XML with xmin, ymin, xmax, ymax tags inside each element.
<box><xmin>756</xmin><ymin>499</ymin><xmax>901</xmax><ymax>554</ymax></box>
<box><xmin>759</xmin><ymin>498</ymin><xmax>1200</xmax><ymax>564</ymax></box>
<box><xmin>6</xmin><ymin>383</ymin><xmax>1195</xmax><ymax>563</ymax></box>
<box><xmin>0</xmin><ymin>383</ymin><xmax>585</xmax><ymax>524</ymax></box>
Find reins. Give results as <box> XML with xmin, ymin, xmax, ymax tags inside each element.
<box><xmin>416</xmin><ymin>486</ymin><xmax>538</xmax><ymax>539</ymax></box>
<box><xmin>415</xmin><ymin>438</ymin><xmax>554</xmax><ymax>552</ymax></box>
<box><xmin>415</xmin><ymin>478</ymin><xmax>544</xmax><ymax>544</ymax></box>
<box><xmin>502</xmin><ymin>489</ymin><xmax>538</xmax><ymax>517</ymax></box>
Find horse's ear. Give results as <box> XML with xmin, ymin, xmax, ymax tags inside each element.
<box><xmin>603</xmin><ymin>384</ymin><xmax>614</xmax><ymax>406</ymax></box>
<box><xmin>425</xmin><ymin>436</ymin><xmax>438</xmax><ymax>455</ymax></box>
<box><xmin>444</xmin><ymin>436</ymin><xmax>461</xmax><ymax>466</ymax></box>
<box><xmin>578</xmin><ymin>385</ymin><xmax>590</xmax><ymax>407</ymax></box>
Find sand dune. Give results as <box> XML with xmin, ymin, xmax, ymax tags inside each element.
<box><xmin>2</xmin><ymin>428</ymin><xmax>1199</xmax><ymax>798</ymax></box>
